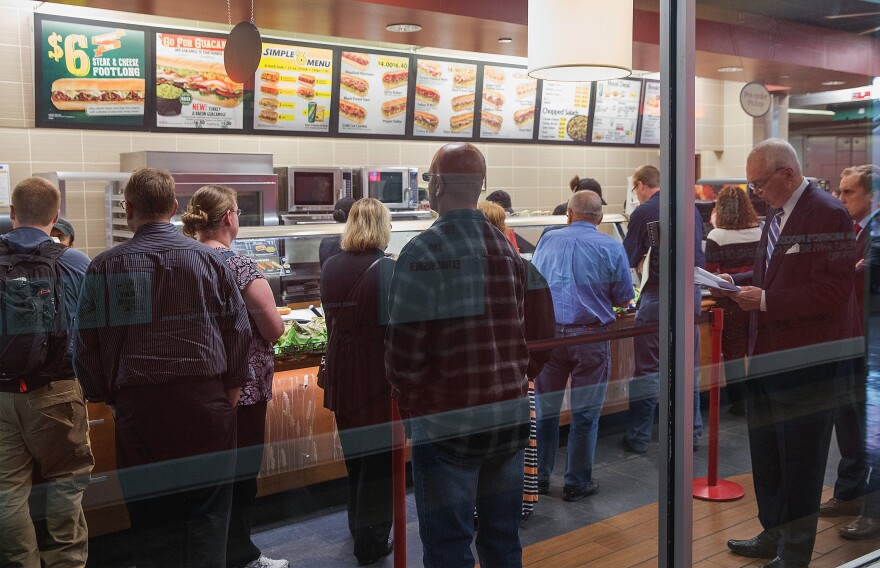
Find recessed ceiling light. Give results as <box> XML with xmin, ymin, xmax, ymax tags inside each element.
<box><xmin>717</xmin><ymin>66</ymin><xmax>744</xmax><ymax>73</ymax></box>
<box><xmin>498</xmin><ymin>37</ymin><xmax>513</xmax><ymax>43</ymax></box>
<box><xmin>780</xmin><ymin>75</ymin><xmax>790</xmax><ymax>79</ymax></box>
<box><xmin>821</xmin><ymin>80</ymin><xmax>845</xmax><ymax>86</ymax></box>
<box><xmin>386</xmin><ymin>23</ymin><xmax>422</xmax><ymax>33</ymax></box>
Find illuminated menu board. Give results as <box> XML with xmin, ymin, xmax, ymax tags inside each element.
<box><xmin>336</xmin><ymin>49</ymin><xmax>410</xmax><ymax>136</ymax></box>
<box><xmin>154</xmin><ymin>31</ymin><xmax>244</xmax><ymax>130</ymax></box>
<box><xmin>537</xmin><ymin>81</ymin><xmax>592</xmax><ymax>143</ymax></box>
<box><xmin>590</xmin><ymin>78</ymin><xmax>642</xmax><ymax>145</ymax></box>
<box><xmin>639</xmin><ymin>80</ymin><xmax>661</xmax><ymax>146</ymax></box>
<box><xmin>253</xmin><ymin>42</ymin><xmax>334</xmax><ymax>133</ymax></box>
<box><xmin>36</xmin><ymin>15</ymin><xmax>148</xmax><ymax>130</ymax></box>
<box><xmin>478</xmin><ymin>65</ymin><xmax>537</xmax><ymax>140</ymax></box>
<box><xmin>412</xmin><ymin>58</ymin><xmax>478</xmax><ymax>138</ymax></box>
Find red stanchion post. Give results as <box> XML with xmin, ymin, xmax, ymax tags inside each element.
<box><xmin>693</xmin><ymin>307</ymin><xmax>745</xmax><ymax>501</ymax></box>
<box><xmin>391</xmin><ymin>400</ymin><xmax>407</xmax><ymax>567</ymax></box>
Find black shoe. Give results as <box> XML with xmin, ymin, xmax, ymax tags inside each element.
<box><xmin>356</xmin><ymin>538</ymin><xmax>393</xmax><ymax>566</ymax></box>
<box><xmin>760</xmin><ymin>556</ymin><xmax>808</xmax><ymax>568</ymax></box>
<box><xmin>537</xmin><ymin>479</ymin><xmax>550</xmax><ymax>495</ymax></box>
<box><xmin>621</xmin><ymin>436</ymin><xmax>647</xmax><ymax>454</ymax></box>
<box><xmin>727</xmin><ymin>532</ymin><xmax>778</xmax><ymax>558</ymax></box>
<box><xmin>562</xmin><ymin>480</ymin><xmax>599</xmax><ymax>502</ymax></box>
<box><xmin>819</xmin><ymin>496</ymin><xmax>864</xmax><ymax>517</ymax></box>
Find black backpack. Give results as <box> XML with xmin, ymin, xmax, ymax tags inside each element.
<box><xmin>0</xmin><ymin>239</ymin><xmax>68</xmax><ymax>382</ymax></box>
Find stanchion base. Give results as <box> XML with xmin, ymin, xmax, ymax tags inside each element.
<box><xmin>693</xmin><ymin>478</ymin><xmax>746</xmax><ymax>501</ymax></box>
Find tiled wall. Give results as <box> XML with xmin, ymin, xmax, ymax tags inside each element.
<box><xmin>0</xmin><ymin>0</ymin><xmax>755</xmax><ymax>257</ymax></box>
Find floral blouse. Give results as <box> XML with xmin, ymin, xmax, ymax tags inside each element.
<box><xmin>215</xmin><ymin>247</ymin><xmax>274</xmax><ymax>405</ymax></box>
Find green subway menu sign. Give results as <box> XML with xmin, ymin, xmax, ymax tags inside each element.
<box><xmin>35</xmin><ymin>14</ymin><xmax>149</xmax><ymax>130</ymax></box>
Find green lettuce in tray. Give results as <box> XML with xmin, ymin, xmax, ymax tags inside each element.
<box><xmin>274</xmin><ymin>317</ymin><xmax>327</xmax><ymax>356</ymax></box>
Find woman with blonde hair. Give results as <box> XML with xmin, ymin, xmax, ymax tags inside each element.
<box><xmin>319</xmin><ymin>198</ymin><xmax>395</xmax><ymax>565</ymax></box>
<box><xmin>181</xmin><ymin>185</ymin><xmax>288</xmax><ymax>568</ymax></box>
<box><xmin>705</xmin><ymin>186</ymin><xmax>761</xmax><ymax>417</ymax></box>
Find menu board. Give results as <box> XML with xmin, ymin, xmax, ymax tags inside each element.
<box><xmin>36</xmin><ymin>15</ymin><xmax>148</xmax><ymax>129</ymax></box>
<box><xmin>537</xmin><ymin>81</ymin><xmax>592</xmax><ymax>143</ymax></box>
<box><xmin>590</xmin><ymin>78</ymin><xmax>642</xmax><ymax>145</ymax></box>
<box><xmin>253</xmin><ymin>42</ymin><xmax>333</xmax><ymax>133</ymax></box>
<box><xmin>231</xmin><ymin>238</ymin><xmax>292</xmax><ymax>277</ymax></box>
<box><xmin>639</xmin><ymin>80</ymin><xmax>661</xmax><ymax>146</ymax></box>
<box><xmin>479</xmin><ymin>66</ymin><xmax>537</xmax><ymax>140</ymax></box>
<box><xmin>411</xmin><ymin>59</ymin><xmax>478</xmax><ymax>138</ymax></box>
<box><xmin>154</xmin><ymin>32</ymin><xmax>244</xmax><ymax>130</ymax></box>
<box><xmin>337</xmin><ymin>50</ymin><xmax>409</xmax><ymax>136</ymax></box>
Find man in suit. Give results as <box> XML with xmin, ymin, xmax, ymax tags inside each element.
<box><xmin>723</xmin><ymin>138</ymin><xmax>856</xmax><ymax>568</ymax></box>
<box><xmin>819</xmin><ymin>164</ymin><xmax>880</xmax><ymax>518</ymax></box>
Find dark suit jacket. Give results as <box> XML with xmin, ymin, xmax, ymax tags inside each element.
<box><xmin>747</xmin><ymin>182</ymin><xmax>857</xmax><ymax>403</ymax></box>
<box><xmin>855</xmin><ymin>210</ymin><xmax>880</xmax><ymax>321</ymax></box>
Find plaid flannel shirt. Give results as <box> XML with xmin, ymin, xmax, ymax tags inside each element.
<box><xmin>385</xmin><ymin>208</ymin><xmax>530</xmax><ymax>457</ymax></box>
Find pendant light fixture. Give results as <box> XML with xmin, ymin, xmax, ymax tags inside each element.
<box><xmin>527</xmin><ymin>0</ymin><xmax>633</xmax><ymax>82</ymax></box>
<box><xmin>224</xmin><ymin>0</ymin><xmax>262</xmax><ymax>83</ymax></box>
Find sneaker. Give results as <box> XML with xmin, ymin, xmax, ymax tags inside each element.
<box><xmin>537</xmin><ymin>479</ymin><xmax>550</xmax><ymax>495</ymax></box>
<box><xmin>356</xmin><ymin>538</ymin><xmax>393</xmax><ymax>566</ymax></box>
<box><xmin>621</xmin><ymin>436</ymin><xmax>647</xmax><ymax>455</ymax></box>
<box><xmin>243</xmin><ymin>556</ymin><xmax>289</xmax><ymax>568</ymax></box>
<box><xmin>562</xmin><ymin>480</ymin><xmax>599</xmax><ymax>502</ymax></box>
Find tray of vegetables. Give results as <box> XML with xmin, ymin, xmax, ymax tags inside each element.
<box><xmin>274</xmin><ymin>317</ymin><xmax>328</xmax><ymax>358</ymax></box>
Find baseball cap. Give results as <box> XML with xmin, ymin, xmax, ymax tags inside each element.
<box><xmin>53</xmin><ymin>218</ymin><xmax>75</xmax><ymax>240</ymax></box>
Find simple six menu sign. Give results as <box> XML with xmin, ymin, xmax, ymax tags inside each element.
<box><xmin>36</xmin><ymin>14</ymin><xmax>149</xmax><ymax>130</ymax></box>
<box><xmin>336</xmin><ymin>49</ymin><xmax>409</xmax><ymax>136</ymax></box>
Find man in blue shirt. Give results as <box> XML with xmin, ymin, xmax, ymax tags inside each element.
<box><xmin>531</xmin><ymin>190</ymin><xmax>633</xmax><ymax>501</ymax></box>
<box><xmin>622</xmin><ymin>164</ymin><xmax>704</xmax><ymax>454</ymax></box>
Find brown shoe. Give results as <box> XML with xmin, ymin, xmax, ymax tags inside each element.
<box><xmin>818</xmin><ymin>497</ymin><xmax>863</xmax><ymax>517</ymax></box>
<box><xmin>839</xmin><ymin>516</ymin><xmax>880</xmax><ymax>540</ymax></box>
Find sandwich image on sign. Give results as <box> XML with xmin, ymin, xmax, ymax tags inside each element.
<box><xmin>261</xmin><ymin>70</ymin><xmax>280</xmax><ymax>83</ymax></box>
<box><xmin>382</xmin><ymin>69</ymin><xmax>408</xmax><ymax>90</ymax></box>
<box><xmin>514</xmin><ymin>106</ymin><xmax>535</xmax><ymax>127</ymax></box>
<box><xmin>415</xmin><ymin>84</ymin><xmax>441</xmax><ymax>105</ymax></box>
<box><xmin>260</xmin><ymin>83</ymin><xmax>280</xmax><ymax>97</ymax></box>
<box><xmin>51</xmin><ymin>78</ymin><xmax>146</xmax><ymax>110</ymax></box>
<box><xmin>382</xmin><ymin>97</ymin><xmax>407</xmax><ymax>119</ymax></box>
<box><xmin>339</xmin><ymin>99</ymin><xmax>367</xmax><ymax>124</ymax></box>
<box><xmin>482</xmin><ymin>90</ymin><xmax>505</xmax><ymax>110</ymax></box>
<box><xmin>156</xmin><ymin>56</ymin><xmax>243</xmax><ymax>108</ymax></box>
<box><xmin>341</xmin><ymin>51</ymin><xmax>370</xmax><ymax>71</ymax></box>
<box><xmin>259</xmin><ymin>97</ymin><xmax>279</xmax><ymax>110</ymax></box>
<box><xmin>340</xmin><ymin>73</ymin><xmax>369</xmax><ymax>97</ymax></box>
<box><xmin>481</xmin><ymin>110</ymin><xmax>503</xmax><ymax>132</ymax></box>
<box><xmin>418</xmin><ymin>61</ymin><xmax>442</xmax><ymax>79</ymax></box>
<box><xmin>451</xmin><ymin>93</ymin><xmax>475</xmax><ymax>111</ymax></box>
<box><xmin>297</xmin><ymin>86</ymin><xmax>315</xmax><ymax>100</ymax></box>
<box><xmin>414</xmin><ymin>110</ymin><xmax>439</xmax><ymax>132</ymax></box>
<box><xmin>516</xmin><ymin>82</ymin><xmax>537</xmax><ymax>99</ymax></box>
<box><xmin>485</xmin><ymin>66</ymin><xmax>506</xmax><ymax>85</ymax></box>
<box><xmin>449</xmin><ymin>112</ymin><xmax>474</xmax><ymax>133</ymax></box>
<box><xmin>298</xmin><ymin>73</ymin><xmax>315</xmax><ymax>87</ymax></box>
<box><xmin>258</xmin><ymin>109</ymin><xmax>278</xmax><ymax>124</ymax></box>
<box><xmin>453</xmin><ymin>68</ymin><xmax>476</xmax><ymax>87</ymax></box>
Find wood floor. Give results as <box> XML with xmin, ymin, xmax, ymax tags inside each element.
<box><xmin>522</xmin><ymin>474</ymin><xmax>880</xmax><ymax>568</ymax></box>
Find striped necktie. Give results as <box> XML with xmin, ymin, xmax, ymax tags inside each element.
<box><xmin>765</xmin><ymin>209</ymin><xmax>784</xmax><ymax>270</ymax></box>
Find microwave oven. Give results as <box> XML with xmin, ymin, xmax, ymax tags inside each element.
<box><xmin>277</xmin><ymin>167</ymin><xmax>354</xmax><ymax>214</ymax></box>
<box><xmin>354</xmin><ymin>167</ymin><xmax>419</xmax><ymax>211</ymax></box>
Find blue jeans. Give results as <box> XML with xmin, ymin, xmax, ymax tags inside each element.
<box><xmin>626</xmin><ymin>289</ymin><xmax>703</xmax><ymax>452</ymax></box>
<box><xmin>534</xmin><ymin>327</ymin><xmax>610</xmax><ymax>489</ymax></box>
<box><xmin>409</xmin><ymin>420</ymin><xmax>524</xmax><ymax>568</ymax></box>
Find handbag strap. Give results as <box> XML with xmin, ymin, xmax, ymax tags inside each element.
<box><xmin>325</xmin><ymin>256</ymin><xmax>385</xmax><ymax>345</ymax></box>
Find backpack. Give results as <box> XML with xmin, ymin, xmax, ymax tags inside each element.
<box><xmin>0</xmin><ymin>239</ymin><xmax>68</xmax><ymax>381</ymax></box>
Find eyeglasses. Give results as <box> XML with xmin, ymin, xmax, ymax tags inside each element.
<box><xmin>747</xmin><ymin>167</ymin><xmax>785</xmax><ymax>192</ymax></box>
<box><xmin>120</xmin><ymin>200</ymin><xmax>126</xmax><ymax>209</ymax></box>
<box><xmin>422</xmin><ymin>172</ymin><xmax>441</xmax><ymax>182</ymax></box>
<box><xmin>231</xmin><ymin>209</ymin><xmax>242</xmax><ymax>217</ymax></box>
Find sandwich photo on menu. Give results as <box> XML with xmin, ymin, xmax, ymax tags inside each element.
<box><xmin>258</xmin><ymin>109</ymin><xmax>278</xmax><ymax>124</ymax></box>
<box><xmin>261</xmin><ymin>70</ymin><xmax>280</xmax><ymax>83</ymax></box>
<box><xmin>382</xmin><ymin>69</ymin><xmax>408</xmax><ymax>90</ymax></box>
<box><xmin>481</xmin><ymin>110</ymin><xmax>503</xmax><ymax>132</ymax></box>
<box><xmin>415</xmin><ymin>84</ymin><xmax>441</xmax><ymax>105</ymax></box>
<box><xmin>418</xmin><ymin>61</ymin><xmax>442</xmax><ymax>79</ymax></box>
<box><xmin>297</xmin><ymin>86</ymin><xmax>316</xmax><ymax>100</ymax></box>
<box><xmin>298</xmin><ymin>73</ymin><xmax>316</xmax><ymax>87</ymax></box>
<box><xmin>451</xmin><ymin>93</ymin><xmax>475</xmax><ymax>111</ymax></box>
<box><xmin>340</xmin><ymin>73</ymin><xmax>369</xmax><ymax>97</ymax></box>
<box><xmin>50</xmin><ymin>78</ymin><xmax>146</xmax><ymax>110</ymax></box>
<box><xmin>260</xmin><ymin>83</ymin><xmax>280</xmax><ymax>97</ymax></box>
<box><xmin>516</xmin><ymin>82</ymin><xmax>537</xmax><ymax>99</ymax></box>
<box><xmin>339</xmin><ymin>99</ymin><xmax>367</xmax><ymax>124</ymax></box>
<box><xmin>482</xmin><ymin>90</ymin><xmax>505</xmax><ymax>110</ymax></box>
<box><xmin>414</xmin><ymin>110</ymin><xmax>439</xmax><ymax>132</ymax></box>
<box><xmin>514</xmin><ymin>106</ymin><xmax>535</xmax><ymax>127</ymax></box>
<box><xmin>453</xmin><ymin>68</ymin><xmax>476</xmax><ymax>87</ymax></box>
<box><xmin>449</xmin><ymin>112</ymin><xmax>474</xmax><ymax>133</ymax></box>
<box><xmin>341</xmin><ymin>51</ymin><xmax>370</xmax><ymax>71</ymax></box>
<box><xmin>156</xmin><ymin>55</ymin><xmax>243</xmax><ymax>108</ymax></box>
<box><xmin>258</xmin><ymin>97</ymin><xmax>279</xmax><ymax>110</ymax></box>
<box><xmin>381</xmin><ymin>97</ymin><xmax>407</xmax><ymax>119</ymax></box>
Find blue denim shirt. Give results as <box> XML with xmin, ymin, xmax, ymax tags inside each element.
<box><xmin>532</xmin><ymin>221</ymin><xmax>633</xmax><ymax>326</ymax></box>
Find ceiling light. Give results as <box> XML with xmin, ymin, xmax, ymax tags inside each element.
<box><xmin>498</xmin><ymin>37</ymin><xmax>513</xmax><ymax>43</ymax></box>
<box><xmin>528</xmin><ymin>0</ymin><xmax>632</xmax><ymax>82</ymax></box>
<box><xmin>821</xmin><ymin>80</ymin><xmax>846</xmax><ymax>86</ymax></box>
<box><xmin>385</xmin><ymin>23</ymin><xmax>422</xmax><ymax>33</ymax></box>
<box><xmin>780</xmin><ymin>75</ymin><xmax>790</xmax><ymax>79</ymax></box>
<box><xmin>717</xmin><ymin>66</ymin><xmax>744</xmax><ymax>73</ymax></box>
<box><xmin>788</xmin><ymin>109</ymin><xmax>835</xmax><ymax>116</ymax></box>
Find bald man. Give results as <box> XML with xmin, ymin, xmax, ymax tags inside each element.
<box><xmin>723</xmin><ymin>138</ymin><xmax>857</xmax><ymax>568</ymax></box>
<box><xmin>385</xmin><ymin>142</ymin><xmax>530</xmax><ymax>568</ymax></box>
